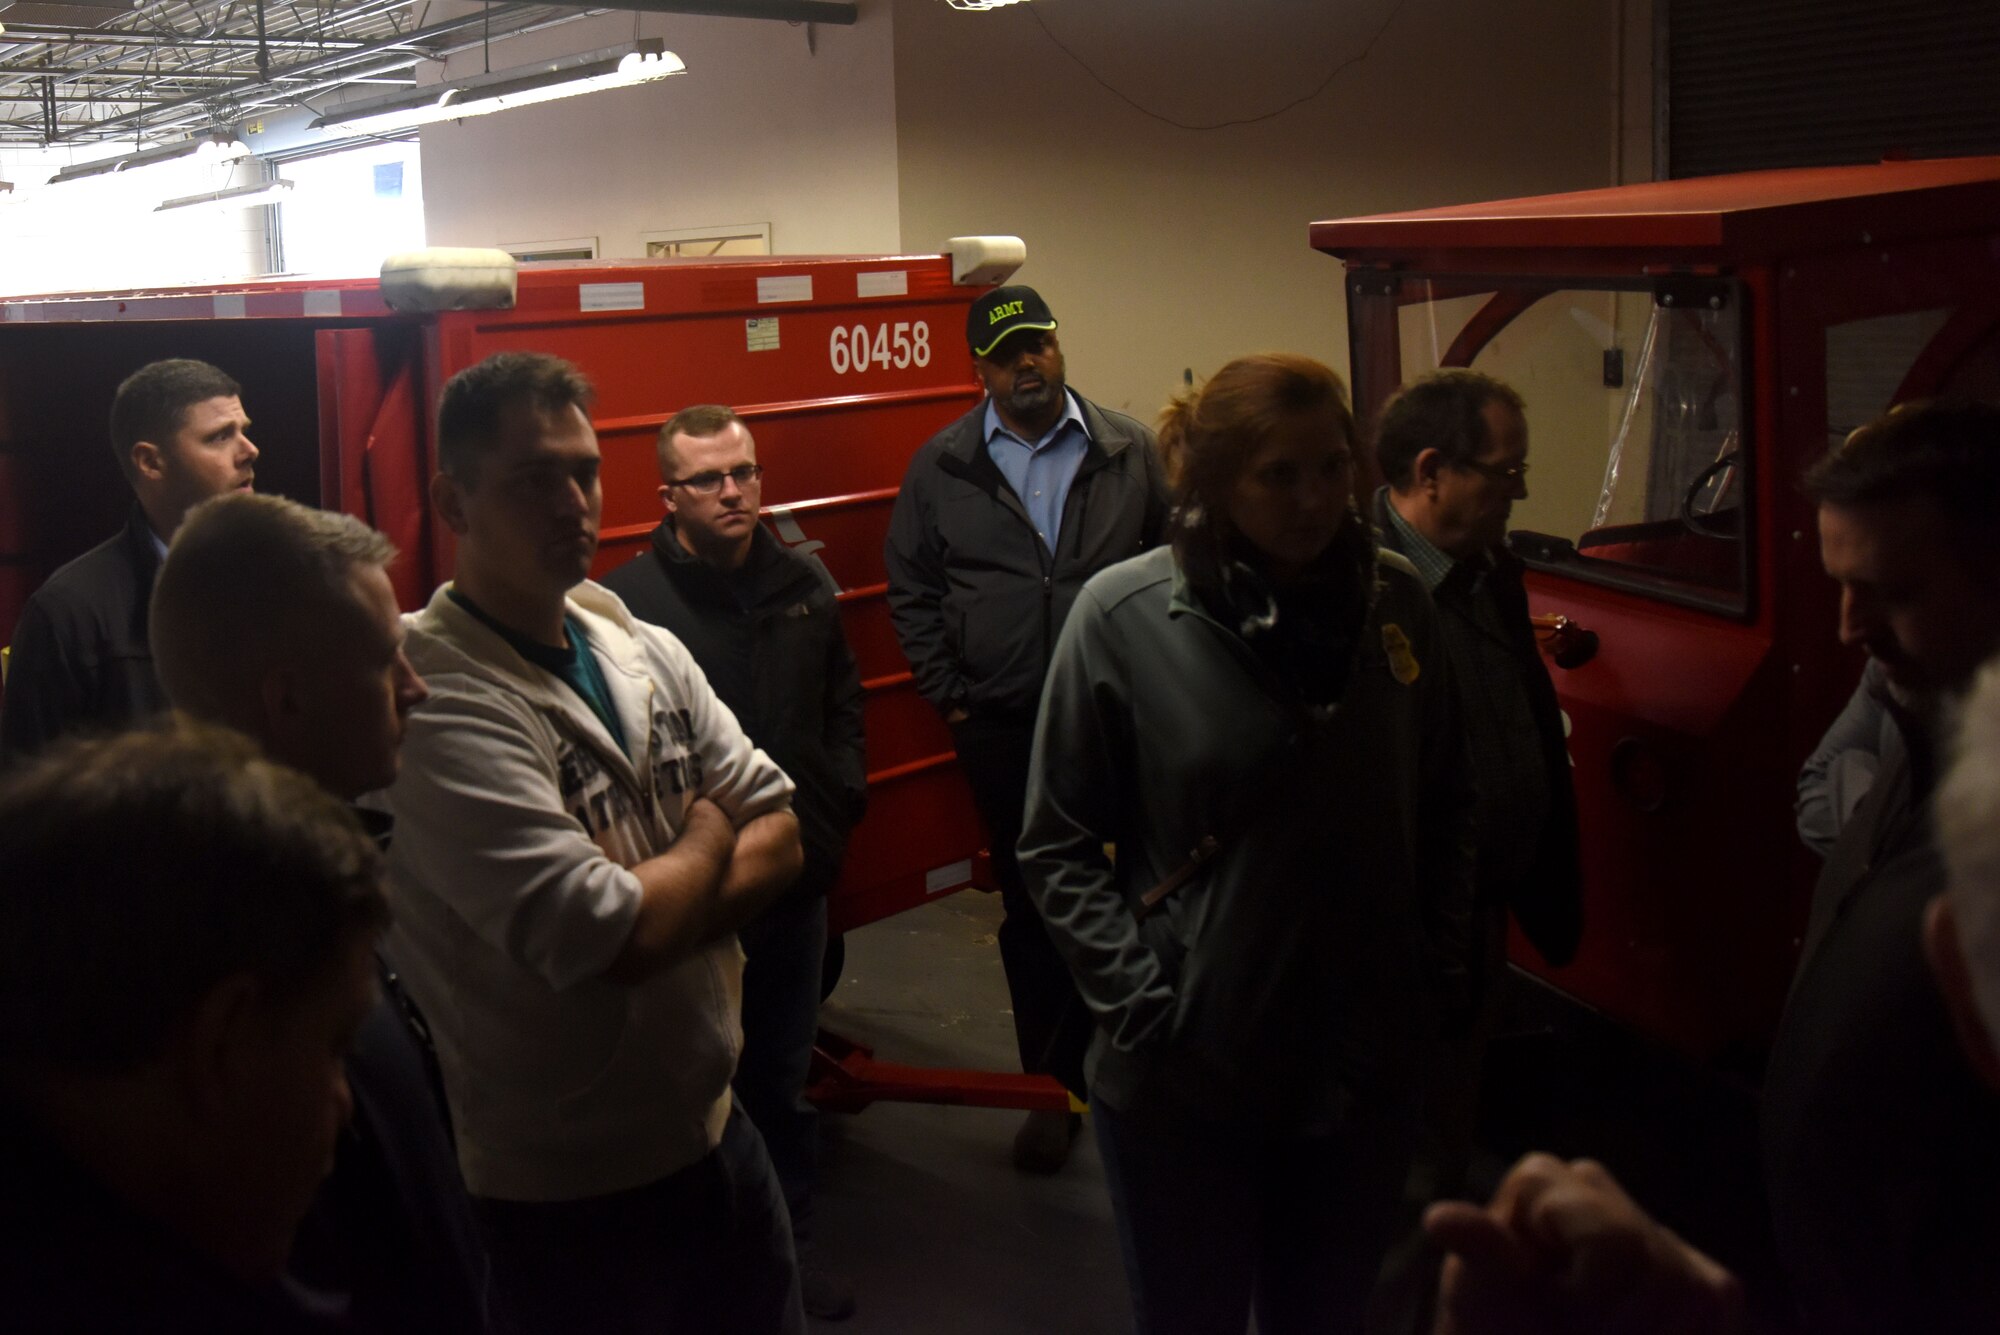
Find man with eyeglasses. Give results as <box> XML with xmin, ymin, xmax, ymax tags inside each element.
<box><xmin>1369</xmin><ymin>368</ymin><xmax>1582</xmax><ymax>1331</ymax></box>
<box><xmin>602</xmin><ymin>404</ymin><xmax>865</xmax><ymax>1322</ymax></box>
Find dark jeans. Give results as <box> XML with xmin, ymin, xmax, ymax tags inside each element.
<box><xmin>734</xmin><ymin>890</ymin><xmax>828</xmax><ymax>1252</ymax></box>
<box><xmin>1093</xmin><ymin>1098</ymin><xmax>1413</xmax><ymax>1335</ymax></box>
<box><xmin>472</xmin><ymin>1106</ymin><xmax>804</xmax><ymax>1335</ymax></box>
<box><xmin>950</xmin><ymin>711</ymin><xmax>1092</xmax><ymax>1098</ymax></box>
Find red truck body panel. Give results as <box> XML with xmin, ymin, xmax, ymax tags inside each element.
<box><xmin>0</xmin><ymin>253</ymin><xmax>995</xmax><ymax>937</ymax></box>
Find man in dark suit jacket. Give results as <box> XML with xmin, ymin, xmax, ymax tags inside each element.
<box><xmin>152</xmin><ymin>492</ymin><xmax>491</xmax><ymax>1335</ymax></box>
<box><xmin>1368</xmin><ymin>370</ymin><xmax>1583</xmax><ymax>1331</ymax></box>
<box><xmin>1421</xmin><ymin>408</ymin><xmax>2000</xmax><ymax>1335</ymax></box>
<box><xmin>1</xmin><ymin>358</ymin><xmax>258</xmax><ymax>761</ymax></box>
<box><xmin>1759</xmin><ymin>401</ymin><xmax>2000</xmax><ymax>1333</ymax></box>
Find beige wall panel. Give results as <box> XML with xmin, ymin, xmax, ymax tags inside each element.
<box><xmin>894</xmin><ymin>0</ymin><xmax>1639</xmax><ymax>422</ymax></box>
<box><xmin>419</xmin><ymin>4</ymin><xmax>902</xmax><ymax>260</ymax></box>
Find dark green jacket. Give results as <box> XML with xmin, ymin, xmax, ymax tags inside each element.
<box><xmin>1019</xmin><ymin>544</ymin><xmax>1476</xmax><ymax>1128</ymax></box>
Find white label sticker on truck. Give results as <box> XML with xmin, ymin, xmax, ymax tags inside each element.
<box><xmin>757</xmin><ymin>275</ymin><xmax>813</xmax><ymax>304</ymax></box>
<box><xmin>829</xmin><ymin>321</ymin><xmax>931</xmax><ymax>374</ymax></box>
<box><xmin>856</xmin><ymin>270</ymin><xmax>908</xmax><ymax>298</ymax></box>
<box><xmin>303</xmin><ymin>289</ymin><xmax>343</xmax><ymax>317</ymax></box>
<box><xmin>213</xmin><ymin>294</ymin><xmax>247</xmax><ymax>319</ymax></box>
<box><xmin>925</xmin><ymin>859</ymin><xmax>973</xmax><ymax>894</ymax></box>
<box><xmin>580</xmin><ymin>282</ymin><xmax>645</xmax><ymax>313</ymax></box>
<box><xmin>746</xmin><ymin>318</ymin><xmax>780</xmax><ymax>352</ymax></box>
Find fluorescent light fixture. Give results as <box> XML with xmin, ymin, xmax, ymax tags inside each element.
<box><xmin>945</xmin><ymin>0</ymin><xmax>1031</xmax><ymax>9</ymax></box>
<box><xmin>311</xmin><ymin>40</ymin><xmax>685</xmax><ymax>136</ymax></box>
<box><xmin>155</xmin><ymin>178</ymin><xmax>295</xmax><ymax>213</ymax></box>
<box><xmin>47</xmin><ymin>134</ymin><xmax>251</xmax><ymax>186</ymax></box>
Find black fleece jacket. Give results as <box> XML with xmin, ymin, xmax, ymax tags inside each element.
<box><xmin>601</xmin><ymin>522</ymin><xmax>866</xmax><ymax>896</ymax></box>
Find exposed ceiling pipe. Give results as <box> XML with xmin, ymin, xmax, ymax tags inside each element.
<box><xmin>573</xmin><ymin>0</ymin><xmax>856</xmax><ymax>21</ymax></box>
<box><xmin>0</xmin><ymin>24</ymin><xmax>373</xmax><ymax>51</ymax></box>
<box><xmin>9</xmin><ymin>5</ymin><xmax>590</xmax><ymax>142</ymax></box>
<box><xmin>10</xmin><ymin>0</ymin><xmax>419</xmax><ymax>108</ymax></box>
<box><xmin>45</xmin><ymin>4</ymin><xmax>561</xmax><ymax>141</ymax></box>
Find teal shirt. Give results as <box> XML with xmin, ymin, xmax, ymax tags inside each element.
<box><xmin>446</xmin><ymin>589</ymin><xmax>628</xmax><ymax>755</ymax></box>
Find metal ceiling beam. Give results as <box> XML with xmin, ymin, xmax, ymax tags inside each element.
<box><xmin>0</xmin><ymin>23</ymin><xmax>372</xmax><ymax>51</ymax></box>
<box><xmin>48</xmin><ymin>4</ymin><xmax>569</xmax><ymax>140</ymax></box>
<box><xmin>0</xmin><ymin>65</ymin><xmax>250</xmax><ymax>78</ymax></box>
<box><xmin>574</xmin><ymin>0</ymin><xmax>857</xmax><ymax>21</ymax></box>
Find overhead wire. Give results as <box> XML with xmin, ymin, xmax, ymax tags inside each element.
<box><xmin>1025</xmin><ymin>0</ymin><xmax>1412</xmax><ymax>133</ymax></box>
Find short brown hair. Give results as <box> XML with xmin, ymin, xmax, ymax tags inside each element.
<box><xmin>151</xmin><ymin>493</ymin><xmax>398</xmax><ymax>723</ymax></box>
<box><xmin>435</xmin><ymin>352</ymin><xmax>595</xmax><ymax>486</ymax></box>
<box><xmin>108</xmin><ymin>358</ymin><xmax>242</xmax><ymax>485</ymax></box>
<box><xmin>1374</xmin><ymin>368</ymin><xmax>1526</xmax><ymax>490</ymax></box>
<box><xmin>1806</xmin><ymin>401</ymin><xmax>2000</xmax><ymax>581</ymax></box>
<box><xmin>0</xmin><ymin>723</ymin><xmax>386</xmax><ymax>1074</ymax></box>
<box><xmin>656</xmin><ymin>404</ymin><xmax>744</xmax><ymax>480</ymax></box>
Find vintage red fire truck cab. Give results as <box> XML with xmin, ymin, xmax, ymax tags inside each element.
<box><xmin>1314</xmin><ymin>156</ymin><xmax>2000</xmax><ymax>1063</ymax></box>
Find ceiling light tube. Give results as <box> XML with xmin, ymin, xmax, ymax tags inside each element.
<box><xmin>47</xmin><ymin>134</ymin><xmax>251</xmax><ymax>185</ymax></box>
<box><xmin>945</xmin><ymin>0</ymin><xmax>1031</xmax><ymax>9</ymax></box>
<box><xmin>310</xmin><ymin>39</ymin><xmax>685</xmax><ymax>136</ymax></box>
<box><xmin>155</xmin><ymin>178</ymin><xmax>296</xmax><ymax>212</ymax></box>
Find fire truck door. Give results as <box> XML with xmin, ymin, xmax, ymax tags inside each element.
<box><xmin>316</xmin><ymin>325</ymin><xmax>435</xmax><ymax>608</ymax></box>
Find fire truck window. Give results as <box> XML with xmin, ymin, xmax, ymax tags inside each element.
<box><xmin>1392</xmin><ymin>282</ymin><xmax>1747</xmax><ymax>614</ymax></box>
<box><xmin>1825</xmin><ymin>308</ymin><xmax>1953</xmax><ymax>446</ymax></box>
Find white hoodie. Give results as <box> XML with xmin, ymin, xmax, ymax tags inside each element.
<box><xmin>380</xmin><ymin>580</ymin><xmax>795</xmax><ymax>1202</ymax></box>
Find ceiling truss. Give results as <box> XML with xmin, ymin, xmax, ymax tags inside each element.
<box><xmin>0</xmin><ymin>0</ymin><xmax>855</xmax><ymax>147</ymax></box>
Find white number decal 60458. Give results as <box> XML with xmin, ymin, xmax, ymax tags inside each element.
<box><xmin>830</xmin><ymin>320</ymin><xmax>931</xmax><ymax>374</ymax></box>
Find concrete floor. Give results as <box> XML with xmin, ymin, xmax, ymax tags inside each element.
<box><xmin>809</xmin><ymin>890</ymin><xmax>1132</xmax><ymax>1335</ymax></box>
<box><xmin>803</xmin><ymin>892</ymin><xmax>1787</xmax><ymax>1335</ymax></box>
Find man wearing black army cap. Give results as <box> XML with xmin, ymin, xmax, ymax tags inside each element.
<box><xmin>885</xmin><ymin>285</ymin><xmax>1170</xmax><ymax>1170</ymax></box>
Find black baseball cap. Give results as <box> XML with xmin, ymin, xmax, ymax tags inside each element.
<box><xmin>967</xmin><ymin>285</ymin><xmax>1057</xmax><ymax>359</ymax></box>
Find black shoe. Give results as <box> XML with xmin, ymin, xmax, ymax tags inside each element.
<box><xmin>801</xmin><ymin>1262</ymin><xmax>856</xmax><ymax>1321</ymax></box>
<box><xmin>1011</xmin><ymin>1108</ymin><xmax>1081</xmax><ymax>1174</ymax></box>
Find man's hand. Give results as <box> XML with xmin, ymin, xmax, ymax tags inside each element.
<box><xmin>1427</xmin><ymin>1153</ymin><xmax>1742</xmax><ymax>1335</ymax></box>
<box><xmin>606</xmin><ymin>797</ymin><xmax>738</xmax><ymax>981</ymax></box>
<box><xmin>945</xmin><ymin>706</ymin><xmax>970</xmax><ymax>725</ymax></box>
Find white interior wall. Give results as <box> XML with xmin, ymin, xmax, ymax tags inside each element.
<box><xmin>893</xmin><ymin>0</ymin><xmax>1648</xmax><ymax>421</ymax></box>
<box><xmin>0</xmin><ymin>144</ymin><xmax>271</xmax><ymax>295</ymax></box>
<box><xmin>415</xmin><ymin>4</ymin><xmax>902</xmax><ymax>258</ymax></box>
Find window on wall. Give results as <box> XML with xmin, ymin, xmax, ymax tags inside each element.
<box><xmin>641</xmin><ymin>223</ymin><xmax>771</xmax><ymax>258</ymax></box>
<box><xmin>275</xmin><ymin>139</ymin><xmax>426</xmax><ymax>277</ymax></box>
<box><xmin>500</xmin><ymin>238</ymin><xmax>599</xmax><ymax>263</ymax></box>
<box><xmin>0</xmin><ymin>150</ymin><xmax>282</xmax><ymax>294</ymax></box>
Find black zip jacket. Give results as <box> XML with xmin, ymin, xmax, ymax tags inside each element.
<box><xmin>1372</xmin><ymin>490</ymin><xmax>1583</xmax><ymax>967</ymax></box>
<box><xmin>1</xmin><ymin>507</ymin><xmax>170</xmax><ymax>764</ymax></box>
<box><xmin>883</xmin><ymin>394</ymin><xmax>1170</xmax><ymax>722</ymax></box>
<box><xmin>601</xmin><ymin>522</ymin><xmax>866</xmax><ymax>896</ymax></box>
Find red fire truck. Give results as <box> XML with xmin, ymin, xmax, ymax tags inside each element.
<box><xmin>1314</xmin><ymin>155</ymin><xmax>2000</xmax><ymax>1065</ymax></box>
<box><xmin>0</xmin><ymin>238</ymin><xmax>1072</xmax><ymax>1109</ymax></box>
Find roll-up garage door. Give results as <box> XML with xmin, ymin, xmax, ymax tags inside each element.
<box><xmin>1667</xmin><ymin>0</ymin><xmax>2000</xmax><ymax>178</ymax></box>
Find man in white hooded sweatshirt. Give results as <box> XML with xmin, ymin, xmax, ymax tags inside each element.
<box><xmin>378</xmin><ymin>351</ymin><xmax>805</xmax><ymax>1335</ymax></box>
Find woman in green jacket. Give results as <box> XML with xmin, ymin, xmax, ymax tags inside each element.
<box><xmin>1020</xmin><ymin>353</ymin><xmax>1476</xmax><ymax>1335</ymax></box>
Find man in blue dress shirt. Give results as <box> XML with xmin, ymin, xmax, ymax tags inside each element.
<box><xmin>885</xmin><ymin>286</ymin><xmax>1170</xmax><ymax>1170</ymax></box>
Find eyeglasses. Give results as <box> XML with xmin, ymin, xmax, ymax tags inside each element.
<box><xmin>1458</xmin><ymin>458</ymin><xmax>1529</xmax><ymax>484</ymax></box>
<box><xmin>668</xmin><ymin>464</ymin><xmax>764</xmax><ymax>494</ymax></box>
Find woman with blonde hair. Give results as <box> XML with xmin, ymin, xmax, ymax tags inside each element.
<box><xmin>1020</xmin><ymin>352</ymin><xmax>1475</xmax><ymax>1335</ymax></box>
